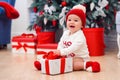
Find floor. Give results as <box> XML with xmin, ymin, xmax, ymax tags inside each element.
<box><xmin>0</xmin><ymin>31</ymin><xmax>120</xmax><ymax>80</ymax></box>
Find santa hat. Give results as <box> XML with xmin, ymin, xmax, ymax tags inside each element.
<box><xmin>0</xmin><ymin>2</ymin><xmax>19</xmax><ymax>19</ymax></box>
<box><xmin>66</xmin><ymin>4</ymin><xmax>86</xmax><ymax>27</ymax></box>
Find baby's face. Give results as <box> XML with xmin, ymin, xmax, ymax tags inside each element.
<box><xmin>66</xmin><ymin>14</ymin><xmax>83</xmax><ymax>34</ymax></box>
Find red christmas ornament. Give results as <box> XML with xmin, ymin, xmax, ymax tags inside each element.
<box><xmin>52</xmin><ymin>20</ymin><xmax>57</xmax><ymax>27</ymax></box>
<box><xmin>39</xmin><ymin>11</ymin><xmax>44</xmax><ymax>15</ymax></box>
<box><xmin>105</xmin><ymin>4</ymin><xmax>109</xmax><ymax>10</ymax></box>
<box><xmin>61</xmin><ymin>1</ymin><xmax>67</xmax><ymax>7</ymax></box>
<box><xmin>33</xmin><ymin>7</ymin><xmax>38</xmax><ymax>13</ymax></box>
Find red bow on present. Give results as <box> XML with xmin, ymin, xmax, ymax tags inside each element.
<box><xmin>12</xmin><ymin>42</ymin><xmax>35</xmax><ymax>52</ymax></box>
<box><xmin>43</xmin><ymin>51</ymin><xmax>66</xmax><ymax>59</ymax></box>
<box><xmin>13</xmin><ymin>33</ymin><xmax>35</xmax><ymax>39</ymax></box>
<box><xmin>21</xmin><ymin>33</ymin><xmax>35</xmax><ymax>38</ymax></box>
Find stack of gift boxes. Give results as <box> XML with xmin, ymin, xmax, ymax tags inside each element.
<box><xmin>11</xmin><ymin>32</ymin><xmax>73</xmax><ymax>75</ymax></box>
<box><xmin>11</xmin><ymin>32</ymin><xmax>57</xmax><ymax>54</ymax></box>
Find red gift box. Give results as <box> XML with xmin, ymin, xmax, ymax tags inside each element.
<box><xmin>41</xmin><ymin>57</ymin><xmax>73</xmax><ymax>75</ymax></box>
<box><xmin>37</xmin><ymin>43</ymin><xmax>58</xmax><ymax>53</ymax></box>
<box><xmin>11</xmin><ymin>33</ymin><xmax>37</xmax><ymax>54</ymax></box>
<box><xmin>37</xmin><ymin>32</ymin><xmax>55</xmax><ymax>44</ymax></box>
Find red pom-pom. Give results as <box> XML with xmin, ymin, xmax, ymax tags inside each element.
<box><xmin>34</xmin><ymin>61</ymin><xmax>41</xmax><ymax>70</ymax></box>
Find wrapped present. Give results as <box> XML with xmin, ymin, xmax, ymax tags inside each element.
<box><xmin>12</xmin><ymin>33</ymin><xmax>37</xmax><ymax>54</ymax></box>
<box><xmin>36</xmin><ymin>44</ymin><xmax>58</xmax><ymax>60</ymax></box>
<box><xmin>40</xmin><ymin>57</ymin><xmax>73</xmax><ymax>75</ymax></box>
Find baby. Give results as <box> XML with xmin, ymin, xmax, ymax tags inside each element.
<box><xmin>34</xmin><ymin>4</ymin><xmax>101</xmax><ymax>72</ymax></box>
<box><xmin>54</xmin><ymin>4</ymin><xmax>100</xmax><ymax>72</ymax></box>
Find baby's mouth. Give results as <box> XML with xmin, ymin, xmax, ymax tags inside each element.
<box><xmin>70</xmin><ymin>26</ymin><xmax>75</xmax><ymax>28</ymax></box>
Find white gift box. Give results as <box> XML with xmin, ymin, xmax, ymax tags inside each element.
<box><xmin>40</xmin><ymin>57</ymin><xmax>73</xmax><ymax>75</ymax></box>
<box><xmin>12</xmin><ymin>34</ymin><xmax>36</xmax><ymax>54</ymax></box>
<box><xmin>12</xmin><ymin>42</ymin><xmax>36</xmax><ymax>54</ymax></box>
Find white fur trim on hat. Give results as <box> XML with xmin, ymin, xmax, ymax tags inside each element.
<box><xmin>72</xmin><ymin>4</ymin><xmax>86</xmax><ymax>13</ymax></box>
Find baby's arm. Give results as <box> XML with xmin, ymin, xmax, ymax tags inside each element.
<box><xmin>59</xmin><ymin>40</ymin><xmax>84</xmax><ymax>55</ymax></box>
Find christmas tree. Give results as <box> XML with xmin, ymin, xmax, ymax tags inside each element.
<box><xmin>28</xmin><ymin>0</ymin><xmax>86</xmax><ymax>31</ymax></box>
<box><xmin>28</xmin><ymin>0</ymin><xmax>118</xmax><ymax>34</ymax></box>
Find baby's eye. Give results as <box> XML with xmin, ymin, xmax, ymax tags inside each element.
<box><xmin>68</xmin><ymin>19</ymin><xmax>71</xmax><ymax>21</ymax></box>
<box><xmin>74</xmin><ymin>20</ymin><xmax>78</xmax><ymax>22</ymax></box>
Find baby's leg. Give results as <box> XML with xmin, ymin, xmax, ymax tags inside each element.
<box><xmin>73</xmin><ymin>57</ymin><xmax>84</xmax><ymax>71</ymax></box>
<box><xmin>73</xmin><ymin>57</ymin><xmax>100</xmax><ymax>72</ymax></box>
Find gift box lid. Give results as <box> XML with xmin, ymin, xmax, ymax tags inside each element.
<box><xmin>12</xmin><ymin>33</ymin><xmax>37</xmax><ymax>42</ymax></box>
<box><xmin>37</xmin><ymin>43</ymin><xmax>58</xmax><ymax>49</ymax></box>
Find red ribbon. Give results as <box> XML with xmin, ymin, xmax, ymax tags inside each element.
<box><xmin>12</xmin><ymin>42</ymin><xmax>35</xmax><ymax>52</ymax></box>
<box><xmin>60</xmin><ymin>58</ymin><xmax>65</xmax><ymax>74</ymax></box>
<box><xmin>45</xmin><ymin>60</ymin><xmax>50</xmax><ymax>75</ymax></box>
<box><xmin>45</xmin><ymin>58</ymin><xmax>65</xmax><ymax>75</ymax></box>
<box><xmin>37</xmin><ymin>51</ymin><xmax>47</xmax><ymax>55</ymax></box>
<box><xmin>21</xmin><ymin>33</ymin><xmax>35</xmax><ymax>37</ymax></box>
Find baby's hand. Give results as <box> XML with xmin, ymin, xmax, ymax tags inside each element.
<box><xmin>54</xmin><ymin>50</ymin><xmax>67</xmax><ymax>58</ymax></box>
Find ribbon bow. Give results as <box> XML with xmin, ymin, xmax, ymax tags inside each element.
<box><xmin>21</xmin><ymin>33</ymin><xmax>35</xmax><ymax>38</ymax></box>
<box><xmin>12</xmin><ymin>42</ymin><xmax>35</xmax><ymax>52</ymax></box>
<box><xmin>43</xmin><ymin>51</ymin><xmax>66</xmax><ymax>59</ymax></box>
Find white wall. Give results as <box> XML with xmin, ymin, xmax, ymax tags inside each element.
<box><xmin>11</xmin><ymin>0</ymin><xmax>35</xmax><ymax>37</ymax></box>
